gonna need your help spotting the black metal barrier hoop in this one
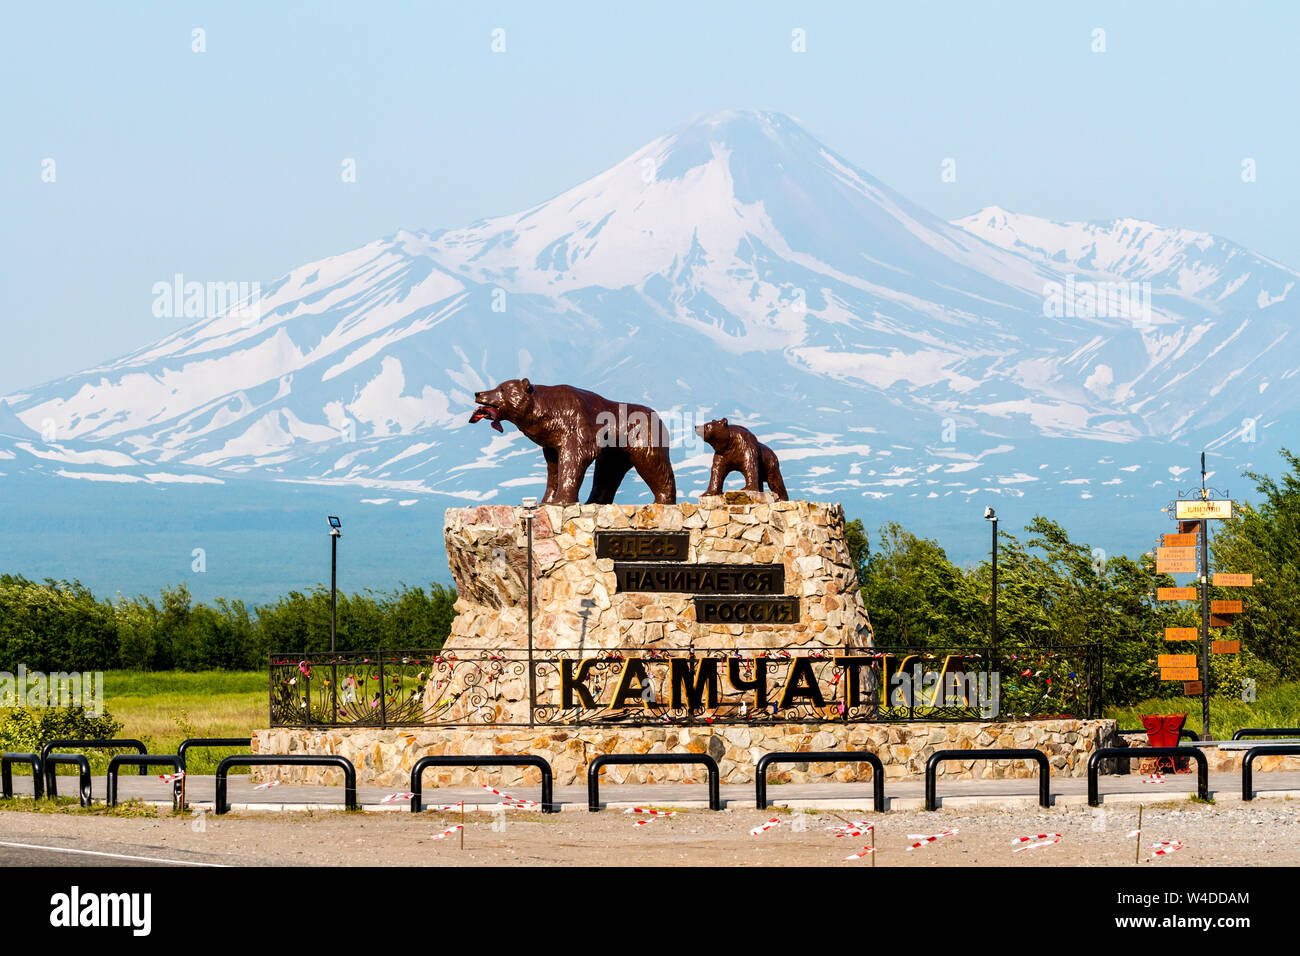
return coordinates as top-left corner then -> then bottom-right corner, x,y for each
215,754 -> 358,814
1087,747 -> 1208,806
106,754 -> 185,809
405,754 -> 548,816
588,753 -> 721,811
1241,745 -> 1300,801
1,752 -> 45,800
44,754 -> 93,806
40,738 -> 149,777
1233,728 -> 1300,741
177,737 -> 252,770
925,749 -> 1051,811
755,751 -> 885,811
410,754 -> 556,813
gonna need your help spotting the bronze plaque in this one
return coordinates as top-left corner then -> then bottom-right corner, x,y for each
595,530 -> 689,561
1183,681 -> 1203,695
615,562 -> 784,594
1212,640 -> 1240,654
693,595 -> 799,625
1210,614 -> 1236,627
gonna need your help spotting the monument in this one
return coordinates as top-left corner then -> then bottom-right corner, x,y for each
256,381 -> 1114,791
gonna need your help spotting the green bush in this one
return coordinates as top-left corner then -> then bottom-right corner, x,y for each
0,706 -> 123,754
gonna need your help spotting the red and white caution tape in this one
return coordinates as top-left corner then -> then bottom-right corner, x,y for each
431,825 -> 463,840
158,771 -> 186,783
1126,829 -> 1142,838
750,817 -> 782,836
1150,840 -> 1184,857
1141,774 -> 1165,784
428,804 -> 464,812
381,792 -> 414,803
628,807 -> 676,827
1013,838 -> 1061,853
906,829 -> 958,850
252,780 -> 281,791
480,784 -> 538,808
827,821 -> 874,837
1011,833 -> 1061,844
841,846 -> 876,861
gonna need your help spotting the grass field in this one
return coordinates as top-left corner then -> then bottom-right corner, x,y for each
0,670 -> 266,779
1105,681 -> 1300,740
101,671 -> 265,773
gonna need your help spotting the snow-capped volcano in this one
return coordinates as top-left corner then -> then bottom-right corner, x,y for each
431,111 -> 1056,314
4,110 -> 1295,509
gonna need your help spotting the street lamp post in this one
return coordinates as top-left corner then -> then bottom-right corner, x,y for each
984,507 -> 998,655
328,516 -> 341,653
521,497 -> 538,728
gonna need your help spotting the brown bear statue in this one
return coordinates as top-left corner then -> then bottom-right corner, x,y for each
470,379 -> 677,505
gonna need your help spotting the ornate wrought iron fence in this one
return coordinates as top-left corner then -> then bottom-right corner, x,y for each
270,644 -> 1101,729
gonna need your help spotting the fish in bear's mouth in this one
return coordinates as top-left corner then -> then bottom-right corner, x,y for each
469,405 -> 504,432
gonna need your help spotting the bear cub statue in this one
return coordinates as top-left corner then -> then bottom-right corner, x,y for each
694,418 -> 788,501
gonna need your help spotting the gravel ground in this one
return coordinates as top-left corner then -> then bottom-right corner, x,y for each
2,798 -> 1297,867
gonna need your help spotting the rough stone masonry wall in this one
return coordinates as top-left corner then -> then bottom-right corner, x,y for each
442,496 -> 873,653
252,718 -> 1117,789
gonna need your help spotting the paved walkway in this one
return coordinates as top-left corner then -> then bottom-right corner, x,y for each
14,769 -> 1300,812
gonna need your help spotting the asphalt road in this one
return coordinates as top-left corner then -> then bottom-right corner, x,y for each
0,838 -> 229,866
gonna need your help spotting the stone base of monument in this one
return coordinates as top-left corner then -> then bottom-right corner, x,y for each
251,718 -> 1117,789
441,497 -> 873,660
255,499 -> 1112,792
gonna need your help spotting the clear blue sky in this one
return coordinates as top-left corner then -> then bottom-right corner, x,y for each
3,1 -> 1296,392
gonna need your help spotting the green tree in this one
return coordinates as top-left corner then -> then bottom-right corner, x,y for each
860,522 -> 983,646
1211,448 -> 1300,680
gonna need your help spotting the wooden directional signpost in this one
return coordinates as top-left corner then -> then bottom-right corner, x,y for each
1154,453 -> 1252,739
